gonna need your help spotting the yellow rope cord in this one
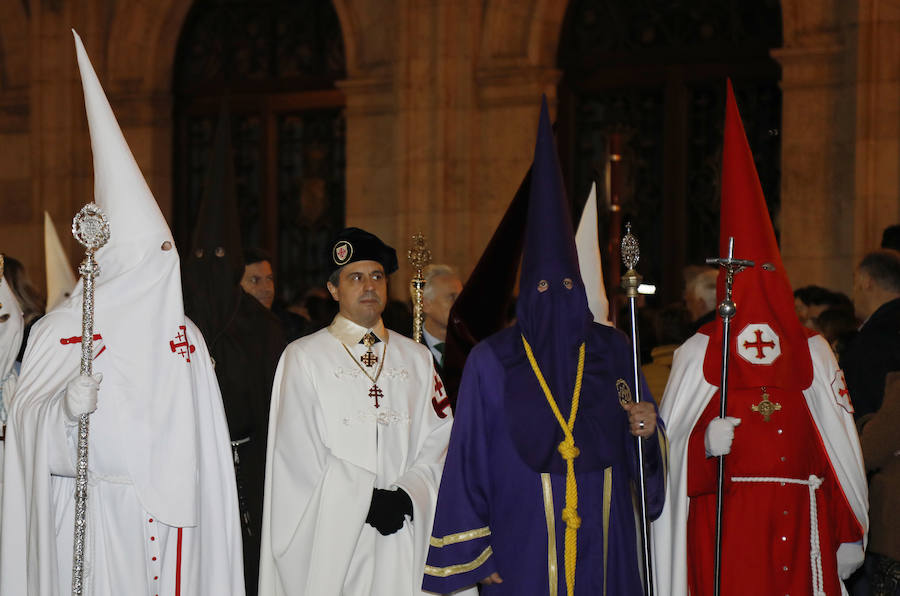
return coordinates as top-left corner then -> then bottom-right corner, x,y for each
522,335 -> 585,596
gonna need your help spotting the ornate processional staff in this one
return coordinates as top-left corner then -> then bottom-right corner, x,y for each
408,232 -> 432,343
705,237 -> 753,596
70,202 -> 110,595
620,223 -> 653,596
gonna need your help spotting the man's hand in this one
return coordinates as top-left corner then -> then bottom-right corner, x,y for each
704,416 -> 741,457
63,373 -> 102,423
622,401 -> 657,437
365,488 -> 413,536
480,572 -> 503,585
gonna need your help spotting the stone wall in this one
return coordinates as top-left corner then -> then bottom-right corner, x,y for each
0,0 -> 897,301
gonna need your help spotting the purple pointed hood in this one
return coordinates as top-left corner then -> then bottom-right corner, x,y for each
516,97 -> 593,394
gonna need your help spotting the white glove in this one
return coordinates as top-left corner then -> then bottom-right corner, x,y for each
63,373 -> 102,423
704,416 -> 741,457
836,542 -> 864,579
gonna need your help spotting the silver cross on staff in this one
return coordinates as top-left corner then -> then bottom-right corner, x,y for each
70,202 -> 110,596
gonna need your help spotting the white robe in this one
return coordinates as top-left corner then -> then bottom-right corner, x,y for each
0,318 -> 245,596
650,333 -> 868,596
259,316 -> 454,595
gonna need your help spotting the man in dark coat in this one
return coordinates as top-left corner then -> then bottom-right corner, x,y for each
842,249 -> 900,418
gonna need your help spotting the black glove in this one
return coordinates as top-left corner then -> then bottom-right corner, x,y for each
365,488 -> 413,536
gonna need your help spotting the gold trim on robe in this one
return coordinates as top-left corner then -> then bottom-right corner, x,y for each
429,526 -> 491,548
541,473 -> 558,596
423,547 -> 494,577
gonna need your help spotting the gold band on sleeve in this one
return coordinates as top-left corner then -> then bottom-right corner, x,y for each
424,546 -> 494,577
429,526 -> 492,548
542,473 -> 559,596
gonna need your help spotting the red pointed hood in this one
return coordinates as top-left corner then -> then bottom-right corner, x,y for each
702,81 -> 813,391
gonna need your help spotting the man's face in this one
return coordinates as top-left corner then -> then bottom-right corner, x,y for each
241,260 -> 275,309
326,260 -> 387,329
423,274 -> 462,337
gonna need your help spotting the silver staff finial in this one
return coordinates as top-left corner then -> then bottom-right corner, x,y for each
621,222 -> 640,271
72,203 -> 110,253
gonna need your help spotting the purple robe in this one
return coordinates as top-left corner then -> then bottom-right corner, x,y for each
422,323 -> 667,595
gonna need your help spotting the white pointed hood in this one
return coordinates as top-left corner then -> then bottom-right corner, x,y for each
575,182 -> 612,325
0,257 -> 24,410
44,211 -> 77,311
32,30 -> 198,525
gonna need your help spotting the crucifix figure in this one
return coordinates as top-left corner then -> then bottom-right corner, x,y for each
369,384 -> 384,408
751,386 -> 782,422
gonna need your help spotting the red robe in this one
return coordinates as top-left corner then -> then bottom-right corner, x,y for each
686,385 -> 862,595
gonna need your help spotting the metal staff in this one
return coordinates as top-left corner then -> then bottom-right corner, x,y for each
705,237 -> 753,596
70,202 -> 110,595
407,232 -> 432,343
620,223 -> 653,596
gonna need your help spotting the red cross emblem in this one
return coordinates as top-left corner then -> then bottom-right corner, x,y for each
736,323 -> 781,365
431,374 -> 451,419
743,329 -> 776,359
831,370 -> 854,414
59,333 -> 106,359
169,325 -> 196,362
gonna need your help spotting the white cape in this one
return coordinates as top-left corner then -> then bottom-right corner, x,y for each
650,333 -> 868,596
259,325 -> 454,595
0,318 -> 245,595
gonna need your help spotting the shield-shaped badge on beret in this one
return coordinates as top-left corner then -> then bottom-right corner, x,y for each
333,240 -> 353,265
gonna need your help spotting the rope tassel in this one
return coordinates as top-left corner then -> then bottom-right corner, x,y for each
522,336 -> 585,596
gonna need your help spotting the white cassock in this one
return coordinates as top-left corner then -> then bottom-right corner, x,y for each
259,314 -> 454,595
650,333 -> 868,596
0,317 -> 244,596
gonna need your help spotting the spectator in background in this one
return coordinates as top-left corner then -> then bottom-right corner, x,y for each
2,256 -> 45,362
421,264 -> 463,373
642,303 -> 692,404
842,249 -> 900,418
242,248 -> 309,342
880,224 -> 900,252
857,371 -> 900,596
813,307 -> 858,361
794,285 -> 854,328
684,266 -> 718,334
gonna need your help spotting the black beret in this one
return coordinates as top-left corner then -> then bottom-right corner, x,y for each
328,227 -> 398,277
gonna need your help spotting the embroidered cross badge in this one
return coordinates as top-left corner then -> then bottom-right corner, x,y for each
431,374 -> 451,419
737,323 -> 782,365
169,325 -> 196,362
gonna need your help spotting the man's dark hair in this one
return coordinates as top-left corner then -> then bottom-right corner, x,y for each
243,247 -> 272,266
814,307 -> 858,358
881,224 -> 900,252
859,249 -> 900,294
794,285 -> 834,307
327,268 -> 341,287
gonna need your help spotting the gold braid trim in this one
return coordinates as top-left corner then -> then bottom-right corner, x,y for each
424,547 -> 494,577
522,335 -> 585,596
541,473 -> 558,596
602,467 -> 612,596
430,526 -> 491,548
